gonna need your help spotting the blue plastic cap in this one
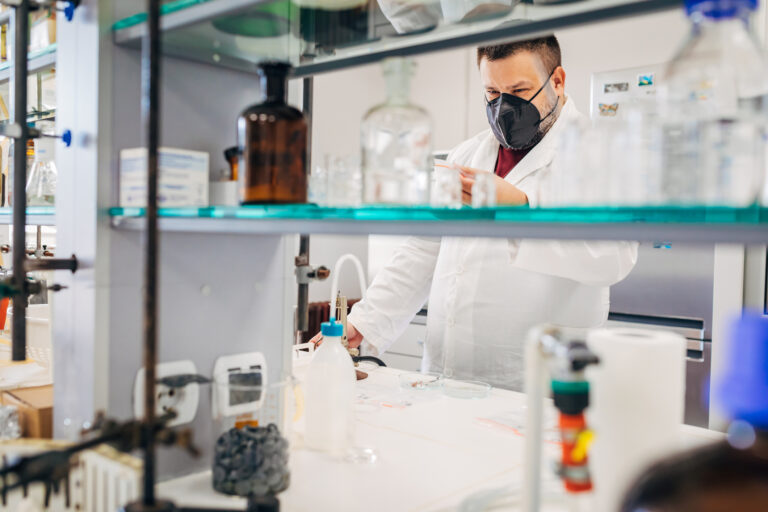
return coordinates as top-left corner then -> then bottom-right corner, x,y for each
685,0 -> 757,17
65,1 -> 76,22
61,130 -> 72,148
716,311 -> 768,430
321,317 -> 344,337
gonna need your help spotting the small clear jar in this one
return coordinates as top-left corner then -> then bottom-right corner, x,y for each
211,370 -> 294,498
430,167 -> 462,208
471,173 -> 497,207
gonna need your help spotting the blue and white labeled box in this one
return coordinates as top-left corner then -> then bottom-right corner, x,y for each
119,147 -> 209,207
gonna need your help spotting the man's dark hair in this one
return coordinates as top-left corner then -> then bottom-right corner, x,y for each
476,36 -> 562,75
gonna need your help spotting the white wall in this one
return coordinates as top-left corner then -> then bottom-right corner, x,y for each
311,47 -> 476,163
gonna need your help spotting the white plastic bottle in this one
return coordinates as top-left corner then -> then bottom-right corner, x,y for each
304,317 -> 356,455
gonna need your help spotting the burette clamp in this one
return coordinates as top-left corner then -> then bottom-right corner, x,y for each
0,124 -> 73,146
295,264 -> 330,285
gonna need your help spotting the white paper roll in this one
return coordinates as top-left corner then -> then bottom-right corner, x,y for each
587,328 -> 686,512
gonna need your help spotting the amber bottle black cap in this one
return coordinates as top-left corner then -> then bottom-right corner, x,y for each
224,146 -> 239,161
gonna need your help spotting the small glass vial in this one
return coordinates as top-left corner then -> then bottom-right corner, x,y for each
430,166 -> 462,208
26,135 -> 56,206
361,57 -> 433,205
238,61 -> 308,204
472,172 -> 497,207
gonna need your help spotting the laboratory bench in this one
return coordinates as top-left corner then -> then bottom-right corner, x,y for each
157,366 -> 721,511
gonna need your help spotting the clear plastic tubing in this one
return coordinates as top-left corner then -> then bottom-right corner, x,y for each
329,253 -> 367,317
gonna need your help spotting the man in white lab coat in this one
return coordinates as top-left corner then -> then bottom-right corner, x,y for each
317,36 -> 638,390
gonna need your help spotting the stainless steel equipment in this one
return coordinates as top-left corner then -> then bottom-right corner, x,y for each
608,242 -> 714,427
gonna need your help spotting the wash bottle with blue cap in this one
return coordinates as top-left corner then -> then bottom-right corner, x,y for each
304,317 -> 357,455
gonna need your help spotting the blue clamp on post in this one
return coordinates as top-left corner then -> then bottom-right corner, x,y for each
61,129 -> 72,147
63,1 -> 79,22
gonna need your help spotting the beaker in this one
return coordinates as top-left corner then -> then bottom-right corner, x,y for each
471,172 -> 497,208
211,371 -> 297,497
431,166 -> 462,208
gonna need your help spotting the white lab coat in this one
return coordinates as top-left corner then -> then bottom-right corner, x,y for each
348,98 -> 638,390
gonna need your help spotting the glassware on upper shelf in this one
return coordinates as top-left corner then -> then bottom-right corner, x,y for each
237,61 -> 308,204
26,123 -> 56,206
361,57 -> 433,206
471,171 -> 497,208
549,115 -> 664,207
659,0 -> 768,206
430,165 -> 462,208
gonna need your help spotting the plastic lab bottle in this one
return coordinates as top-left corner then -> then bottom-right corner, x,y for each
660,0 -> 768,206
237,61 -> 307,204
361,57 -> 433,205
304,317 -> 356,455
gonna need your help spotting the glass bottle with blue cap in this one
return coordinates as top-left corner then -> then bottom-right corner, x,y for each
660,0 -> 768,206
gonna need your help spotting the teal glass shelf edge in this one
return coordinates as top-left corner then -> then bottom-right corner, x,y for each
112,0 -> 212,30
0,44 -> 57,74
108,204 -> 768,225
0,207 -> 55,216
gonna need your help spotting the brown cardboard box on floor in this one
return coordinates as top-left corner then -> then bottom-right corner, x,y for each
1,385 -> 53,438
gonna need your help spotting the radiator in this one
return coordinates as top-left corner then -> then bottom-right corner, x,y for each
1,440 -> 141,511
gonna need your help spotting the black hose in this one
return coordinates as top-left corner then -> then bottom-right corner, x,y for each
352,355 -> 386,367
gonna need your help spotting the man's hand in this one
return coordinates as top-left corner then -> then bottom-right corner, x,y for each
308,323 -> 364,349
458,166 -> 529,206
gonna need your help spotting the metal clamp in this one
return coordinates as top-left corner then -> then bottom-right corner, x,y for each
295,264 -> 330,285
0,124 -> 73,145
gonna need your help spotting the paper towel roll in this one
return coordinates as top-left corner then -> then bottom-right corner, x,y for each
587,328 -> 686,512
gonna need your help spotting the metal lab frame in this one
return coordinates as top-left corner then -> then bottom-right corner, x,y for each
112,0 -> 683,78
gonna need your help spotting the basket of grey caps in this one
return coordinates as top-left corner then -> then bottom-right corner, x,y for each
212,423 -> 290,497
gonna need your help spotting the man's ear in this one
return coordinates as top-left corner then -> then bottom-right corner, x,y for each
552,66 -> 566,97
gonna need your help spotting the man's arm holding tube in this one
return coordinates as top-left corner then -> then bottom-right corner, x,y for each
316,237 -> 440,355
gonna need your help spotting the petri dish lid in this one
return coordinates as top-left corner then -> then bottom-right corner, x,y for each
399,371 -> 443,391
442,379 -> 491,399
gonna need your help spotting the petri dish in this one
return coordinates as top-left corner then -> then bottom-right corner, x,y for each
399,371 -> 443,391
442,379 -> 492,399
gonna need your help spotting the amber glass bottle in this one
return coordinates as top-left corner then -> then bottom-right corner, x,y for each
237,61 -> 307,204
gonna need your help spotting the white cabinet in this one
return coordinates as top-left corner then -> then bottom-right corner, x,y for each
380,319 -> 425,371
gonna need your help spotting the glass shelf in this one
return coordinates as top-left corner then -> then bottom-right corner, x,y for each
0,206 -> 56,225
109,204 -> 768,243
113,0 -> 681,77
0,44 -> 57,83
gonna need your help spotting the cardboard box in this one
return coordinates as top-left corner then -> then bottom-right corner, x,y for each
1,385 -> 53,439
120,147 -> 209,207
29,9 -> 56,53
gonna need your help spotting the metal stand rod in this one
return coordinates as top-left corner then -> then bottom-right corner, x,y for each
11,0 -> 29,362
295,77 -> 314,337
141,0 -> 161,505
296,234 -> 310,333
26,256 -> 78,272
